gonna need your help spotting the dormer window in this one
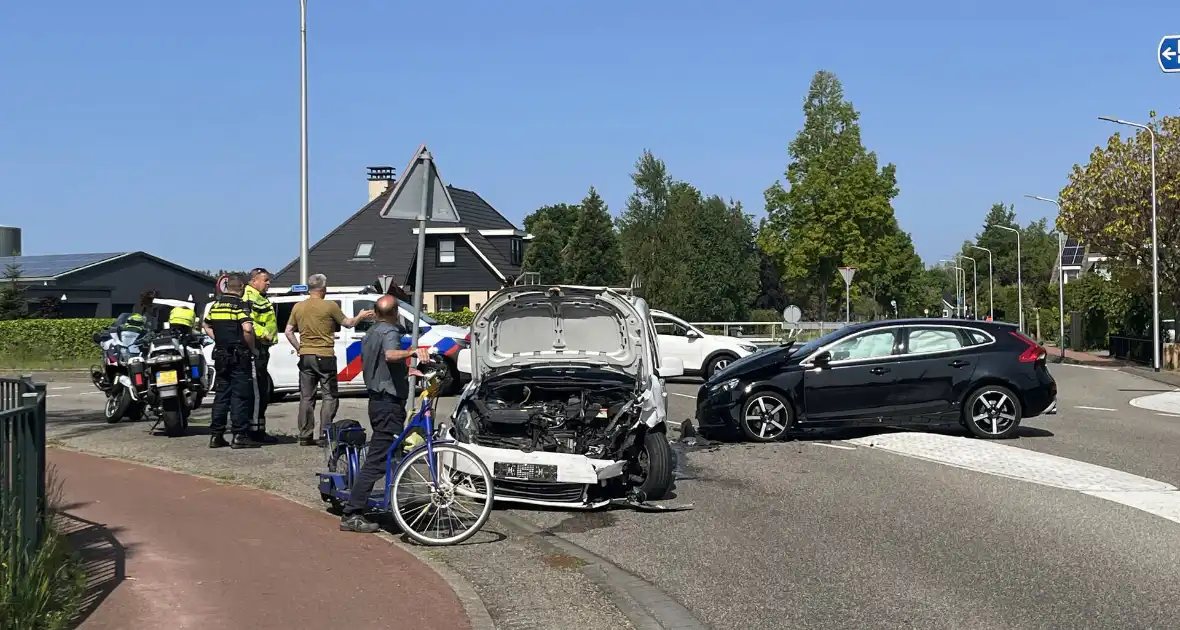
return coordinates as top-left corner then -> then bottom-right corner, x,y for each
510,238 -> 523,265
438,239 -> 456,266
353,242 -> 374,260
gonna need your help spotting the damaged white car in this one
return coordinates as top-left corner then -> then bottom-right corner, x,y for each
449,285 -> 686,509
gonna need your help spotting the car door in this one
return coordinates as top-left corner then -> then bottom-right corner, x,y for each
888,326 -> 982,423
802,328 -> 902,422
652,313 -> 704,372
335,297 -> 367,389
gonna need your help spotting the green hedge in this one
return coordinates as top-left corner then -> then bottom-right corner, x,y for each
0,312 -> 477,369
0,319 -> 116,368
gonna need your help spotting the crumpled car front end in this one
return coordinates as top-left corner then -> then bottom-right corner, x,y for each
448,285 -> 674,509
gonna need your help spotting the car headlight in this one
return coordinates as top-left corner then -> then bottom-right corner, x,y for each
739,343 -> 757,353
709,377 -> 741,393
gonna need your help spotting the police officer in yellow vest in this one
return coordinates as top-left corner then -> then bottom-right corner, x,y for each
202,274 -> 260,449
244,268 -> 279,443
168,305 -> 197,337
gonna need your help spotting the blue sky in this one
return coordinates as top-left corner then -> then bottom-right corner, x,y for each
1,1 -> 1176,276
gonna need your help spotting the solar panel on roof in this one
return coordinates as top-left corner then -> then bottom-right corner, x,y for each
1060,246 -> 1086,267
0,252 -> 125,278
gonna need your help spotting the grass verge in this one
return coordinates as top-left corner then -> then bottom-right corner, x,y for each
0,472 -> 87,630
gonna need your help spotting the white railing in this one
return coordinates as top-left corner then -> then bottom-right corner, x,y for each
689,321 -> 851,344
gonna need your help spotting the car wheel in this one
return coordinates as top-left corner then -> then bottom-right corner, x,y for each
704,353 -> 737,379
739,391 -> 792,442
632,431 -> 674,500
963,384 -> 1022,439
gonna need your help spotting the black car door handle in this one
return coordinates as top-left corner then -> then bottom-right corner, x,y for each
870,367 -> 890,375
950,360 -> 971,368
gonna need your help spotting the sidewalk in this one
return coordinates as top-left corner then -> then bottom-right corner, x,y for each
51,448 -> 470,630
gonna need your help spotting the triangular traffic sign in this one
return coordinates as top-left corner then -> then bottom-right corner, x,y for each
838,266 -> 857,286
378,144 -> 461,223
376,275 -> 394,294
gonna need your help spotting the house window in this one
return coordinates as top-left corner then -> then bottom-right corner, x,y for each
438,239 -> 456,266
510,238 -> 523,265
435,294 -> 470,312
353,242 -> 374,260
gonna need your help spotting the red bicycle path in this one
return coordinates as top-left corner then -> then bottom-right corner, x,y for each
50,448 -> 470,630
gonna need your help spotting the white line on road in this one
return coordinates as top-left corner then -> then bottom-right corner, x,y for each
808,442 -> 856,450
1056,363 -> 1118,371
1076,405 -> 1118,412
845,431 -> 1180,526
50,386 -> 73,391
1157,413 -> 1180,418
670,393 -> 695,398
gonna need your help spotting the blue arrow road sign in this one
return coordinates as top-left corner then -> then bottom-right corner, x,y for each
1159,35 -> 1180,72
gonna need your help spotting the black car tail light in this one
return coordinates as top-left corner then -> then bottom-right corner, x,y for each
1010,331 -> 1046,363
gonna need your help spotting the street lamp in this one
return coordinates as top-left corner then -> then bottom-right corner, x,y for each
1098,116 -> 1160,372
1025,194 -> 1067,360
958,254 -> 978,320
939,260 -> 964,317
969,245 -> 993,320
298,0 -> 310,286
992,224 -> 1023,331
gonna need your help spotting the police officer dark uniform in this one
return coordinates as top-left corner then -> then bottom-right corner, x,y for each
202,274 -> 261,450
243,267 -> 278,443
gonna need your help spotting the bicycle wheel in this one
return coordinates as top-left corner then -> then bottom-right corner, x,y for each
390,443 -> 494,546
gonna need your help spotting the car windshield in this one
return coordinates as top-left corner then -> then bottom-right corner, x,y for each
399,299 -> 438,325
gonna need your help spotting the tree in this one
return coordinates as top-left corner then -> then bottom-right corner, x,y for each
1059,112 -> 1180,313
616,151 -> 671,285
521,217 -> 567,284
523,203 -> 579,244
0,264 -> 26,320
564,187 -> 624,286
758,70 -> 901,322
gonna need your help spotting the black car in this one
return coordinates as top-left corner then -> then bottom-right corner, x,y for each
695,319 -> 1057,442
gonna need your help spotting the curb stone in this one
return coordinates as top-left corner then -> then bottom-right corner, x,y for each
498,512 -> 709,630
47,444 -> 495,630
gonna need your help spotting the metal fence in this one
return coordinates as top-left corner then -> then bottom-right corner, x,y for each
1,376 -> 48,565
1108,336 -> 1158,366
689,321 -> 850,344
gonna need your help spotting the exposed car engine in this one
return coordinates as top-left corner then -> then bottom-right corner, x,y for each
454,380 -> 640,459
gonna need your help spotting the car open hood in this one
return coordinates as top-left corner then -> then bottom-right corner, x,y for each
469,285 -> 645,379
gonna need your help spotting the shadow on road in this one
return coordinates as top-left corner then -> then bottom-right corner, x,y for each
54,510 -> 137,629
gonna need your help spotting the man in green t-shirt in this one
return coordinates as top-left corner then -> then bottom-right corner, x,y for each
284,273 -> 374,446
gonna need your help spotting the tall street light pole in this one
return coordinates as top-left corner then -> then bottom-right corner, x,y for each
993,224 -> 1023,331
298,0 -> 310,285
970,245 -> 993,320
1098,116 -> 1160,372
939,260 -> 964,317
959,254 -> 978,320
1025,195 -> 1067,361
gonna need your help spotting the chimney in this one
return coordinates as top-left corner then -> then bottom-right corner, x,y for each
367,166 -> 396,202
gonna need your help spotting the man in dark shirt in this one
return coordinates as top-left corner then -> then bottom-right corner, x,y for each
340,295 -> 428,533
201,274 -> 260,450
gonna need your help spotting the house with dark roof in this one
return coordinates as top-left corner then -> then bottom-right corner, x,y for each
0,252 -> 215,318
272,163 -> 531,312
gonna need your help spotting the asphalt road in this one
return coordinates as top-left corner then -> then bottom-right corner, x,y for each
38,363 -> 1180,629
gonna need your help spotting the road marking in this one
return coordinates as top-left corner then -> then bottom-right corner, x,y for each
844,431 -> 1180,525
670,393 -> 695,399
50,386 -> 73,391
1076,405 -> 1118,412
1157,412 -> 1180,418
1056,363 -> 1118,371
808,442 -> 856,450
1130,391 -> 1180,415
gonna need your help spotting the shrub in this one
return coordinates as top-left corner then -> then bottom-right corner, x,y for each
0,475 -> 87,630
429,309 -> 475,327
0,319 -> 115,368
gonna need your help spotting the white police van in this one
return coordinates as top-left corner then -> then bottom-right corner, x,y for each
200,285 -> 470,399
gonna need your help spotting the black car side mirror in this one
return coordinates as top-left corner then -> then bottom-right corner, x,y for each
812,350 -> 832,366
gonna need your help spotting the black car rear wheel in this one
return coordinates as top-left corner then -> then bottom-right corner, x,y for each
963,384 -> 1022,439
739,392 -> 792,442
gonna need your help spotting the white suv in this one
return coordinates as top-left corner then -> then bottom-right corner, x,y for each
650,310 -> 758,379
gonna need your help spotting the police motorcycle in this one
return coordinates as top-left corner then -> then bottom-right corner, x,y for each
155,299 -> 209,412
90,313 -> 149,423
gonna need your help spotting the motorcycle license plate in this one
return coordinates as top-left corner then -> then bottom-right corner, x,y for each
494,462 -> 558,482
156,370 -> 178,386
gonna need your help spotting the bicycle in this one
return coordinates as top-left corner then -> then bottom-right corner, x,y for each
317,352 -> 494,546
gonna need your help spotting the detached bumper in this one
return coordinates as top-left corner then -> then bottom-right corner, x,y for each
456,442 -> 623,484
447,439 -> 623,508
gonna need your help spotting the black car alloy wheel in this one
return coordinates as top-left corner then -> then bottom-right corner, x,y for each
963,384 -> 1022,439
740,391 -> 792,442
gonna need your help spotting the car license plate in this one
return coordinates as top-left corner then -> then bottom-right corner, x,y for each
156,370 -> 178,386
494,462 -> 558,482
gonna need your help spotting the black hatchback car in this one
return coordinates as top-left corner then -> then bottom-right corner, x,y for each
695,319 -> 1057,442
